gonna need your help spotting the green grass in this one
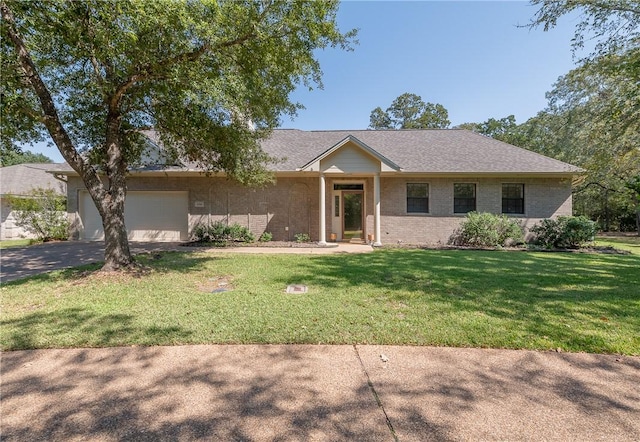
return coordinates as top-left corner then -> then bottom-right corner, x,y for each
595,234 -> 640,255
0,239 -> 39,249
2,248 -> 639,355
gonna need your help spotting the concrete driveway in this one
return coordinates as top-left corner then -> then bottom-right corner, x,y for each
0,241 -> 185,283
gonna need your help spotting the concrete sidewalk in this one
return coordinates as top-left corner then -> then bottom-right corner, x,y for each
2,345 -> 638,441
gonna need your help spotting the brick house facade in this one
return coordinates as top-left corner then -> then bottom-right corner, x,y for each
59,129 -> 581,245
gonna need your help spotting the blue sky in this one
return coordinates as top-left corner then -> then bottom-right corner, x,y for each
37,1 -> 581,163
286,0 -> 580,130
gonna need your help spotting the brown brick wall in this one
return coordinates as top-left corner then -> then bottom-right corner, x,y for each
68,174 -> 572,244
378,176 -> 572,244
67,175 -> 320,241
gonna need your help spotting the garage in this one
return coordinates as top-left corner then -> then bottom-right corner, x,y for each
79,191 -> 189,241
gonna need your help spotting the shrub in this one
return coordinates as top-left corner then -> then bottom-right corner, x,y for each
294,233 -> 310,243
449,212 -> 524,247
191,222 -> 255,244
259,232 -> 273,242
7,188 -> 69,241
530,216 -> 596,248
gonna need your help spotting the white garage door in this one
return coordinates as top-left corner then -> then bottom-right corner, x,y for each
80,191 -> 189,241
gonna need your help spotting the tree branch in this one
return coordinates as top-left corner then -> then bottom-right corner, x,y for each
110,29 -> 258,113
1,1 -> 103,195
574,181 -> 620,194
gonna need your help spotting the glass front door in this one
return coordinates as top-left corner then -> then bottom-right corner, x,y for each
342,191 -> 363,240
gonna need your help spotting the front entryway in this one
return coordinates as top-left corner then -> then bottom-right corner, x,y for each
342,191 -> 363,240
331,183 -> 365,242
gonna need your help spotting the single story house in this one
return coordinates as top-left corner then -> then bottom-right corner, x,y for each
55,129 -> 582,245
1,163 -> 68,240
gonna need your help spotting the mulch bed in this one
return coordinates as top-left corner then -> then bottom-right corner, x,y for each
182,241 -> 338,249
181,241 -> 630,255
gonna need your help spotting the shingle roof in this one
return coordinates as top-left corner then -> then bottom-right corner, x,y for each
52,129 -> 582,176
0,163 -> 68,196
262,129 -> 581,174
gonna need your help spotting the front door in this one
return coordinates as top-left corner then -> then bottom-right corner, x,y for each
342,191 -> 364,240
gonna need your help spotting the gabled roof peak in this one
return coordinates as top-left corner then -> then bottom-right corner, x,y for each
299,134 -> 401,172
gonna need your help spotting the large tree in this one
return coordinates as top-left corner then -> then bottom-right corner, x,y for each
527,60 -> 639,231
528,0 -> 639,132
369,93 -> 450,129
1,0 -> 354,269
527,0 -> 640,232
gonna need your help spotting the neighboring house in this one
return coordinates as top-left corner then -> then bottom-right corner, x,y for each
0,163 -> 68,240
57,129 -> 582,245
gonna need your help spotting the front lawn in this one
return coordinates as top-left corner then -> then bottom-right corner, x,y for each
0,239 -> 38,249
595,234 -> 640,255
1,249 -> 638,354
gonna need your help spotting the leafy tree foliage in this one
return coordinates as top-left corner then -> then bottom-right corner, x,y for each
7,188 -> 68,241
529,0 -> 640,62
526,1 -> 640,233
625,175 -> 640,232
1,0 -> 355,269
0,149 -> 52,166
455,115 -> 519,143
369,93 -> 450,129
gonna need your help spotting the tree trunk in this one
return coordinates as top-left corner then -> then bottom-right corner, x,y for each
2,2 -> 134,270
98,112 -> 134,271
99,192 -> 133,271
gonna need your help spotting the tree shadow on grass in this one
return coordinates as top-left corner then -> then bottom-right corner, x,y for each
1,251 -> 222,288
0,308 -> 192,350
274,249 -> 640,353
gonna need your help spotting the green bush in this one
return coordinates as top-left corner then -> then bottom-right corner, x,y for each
259,232 -> 273,242
294,233 -> 311,243
191,222 -> 255,244
530,215 -> 596,248
7,188 -> 68,241
449,212 -> 524,247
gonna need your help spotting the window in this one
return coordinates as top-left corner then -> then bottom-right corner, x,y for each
454,183 -> 476,213
502,183 -> 524,214
334,195 -> 340,217
407,183 -> 429,213
334,183 -> 363,190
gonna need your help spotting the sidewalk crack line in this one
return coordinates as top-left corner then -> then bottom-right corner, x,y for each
353,344 -> 399,442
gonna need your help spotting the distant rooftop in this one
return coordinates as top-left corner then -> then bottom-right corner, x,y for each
0,163 -> 68,196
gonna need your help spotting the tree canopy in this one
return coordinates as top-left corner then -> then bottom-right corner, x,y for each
1,0 -> 355,269
455,115 -> 519,143
0,149 -> 52,167
527,0 -> 640,232
369,93 -> 450,129
528,0 -> 640,61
